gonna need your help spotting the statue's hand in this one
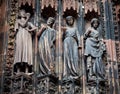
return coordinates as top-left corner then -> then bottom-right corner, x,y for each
25,28 -> 29,31
26,13 -> 30,19
26,28 -> 34,34
41,24 -> 47,31
61,26 -> 67,31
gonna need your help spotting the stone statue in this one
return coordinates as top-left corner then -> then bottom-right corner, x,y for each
14,9 -> 37,73
62,16 -> 81,79
37,17 -> 56,76
84,18 -> 106,80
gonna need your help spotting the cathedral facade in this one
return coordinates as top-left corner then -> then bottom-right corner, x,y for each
0,0 -> 120,94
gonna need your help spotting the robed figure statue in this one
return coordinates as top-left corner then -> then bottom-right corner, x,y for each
62,16 -> 81,79
37,17 -> 56,76
14,9 -> 36,73
84,18 -> 106,80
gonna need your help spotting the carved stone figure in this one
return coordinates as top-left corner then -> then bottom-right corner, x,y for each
14,9 -> 36,72
37,17 -> 56,76
63,16 -> 81,79
84,18 -> 106,80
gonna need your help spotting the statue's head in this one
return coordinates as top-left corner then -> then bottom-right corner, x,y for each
91,18 -> 100,29
47,17 -> 55,26
19,9 -> 26,17
18,9 -> 31,19
66,16 -> 74,26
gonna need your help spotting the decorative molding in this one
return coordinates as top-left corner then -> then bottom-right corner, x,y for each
112,3 -> 120,62
3,0 -> 18,93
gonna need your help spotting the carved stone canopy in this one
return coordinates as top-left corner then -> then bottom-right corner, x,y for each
83,0 -> 100,16
63,0 -> 79,13
41,6 -> 56,19
63,8 -> 78,18
41,0 -> 58,11
18,0 -> 35,8
62,0 -> 79,18
19,2 -> 34,17
84,10 -> 99,21
41,0 -> 80,18
41,0 -> 57,19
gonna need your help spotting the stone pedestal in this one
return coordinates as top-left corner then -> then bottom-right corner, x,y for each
61,77 -> 81,94
11,72 -> 33,94
36,75 -> 58,94
86,79 -> 108,94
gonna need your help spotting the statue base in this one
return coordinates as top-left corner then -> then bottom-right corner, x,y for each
11,72 -> 33,94
86,78 -> 108,94
61,76 -> 81,94
36,74 -> 58,94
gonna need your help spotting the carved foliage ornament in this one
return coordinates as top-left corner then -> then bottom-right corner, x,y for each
4,0 -> 17,92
